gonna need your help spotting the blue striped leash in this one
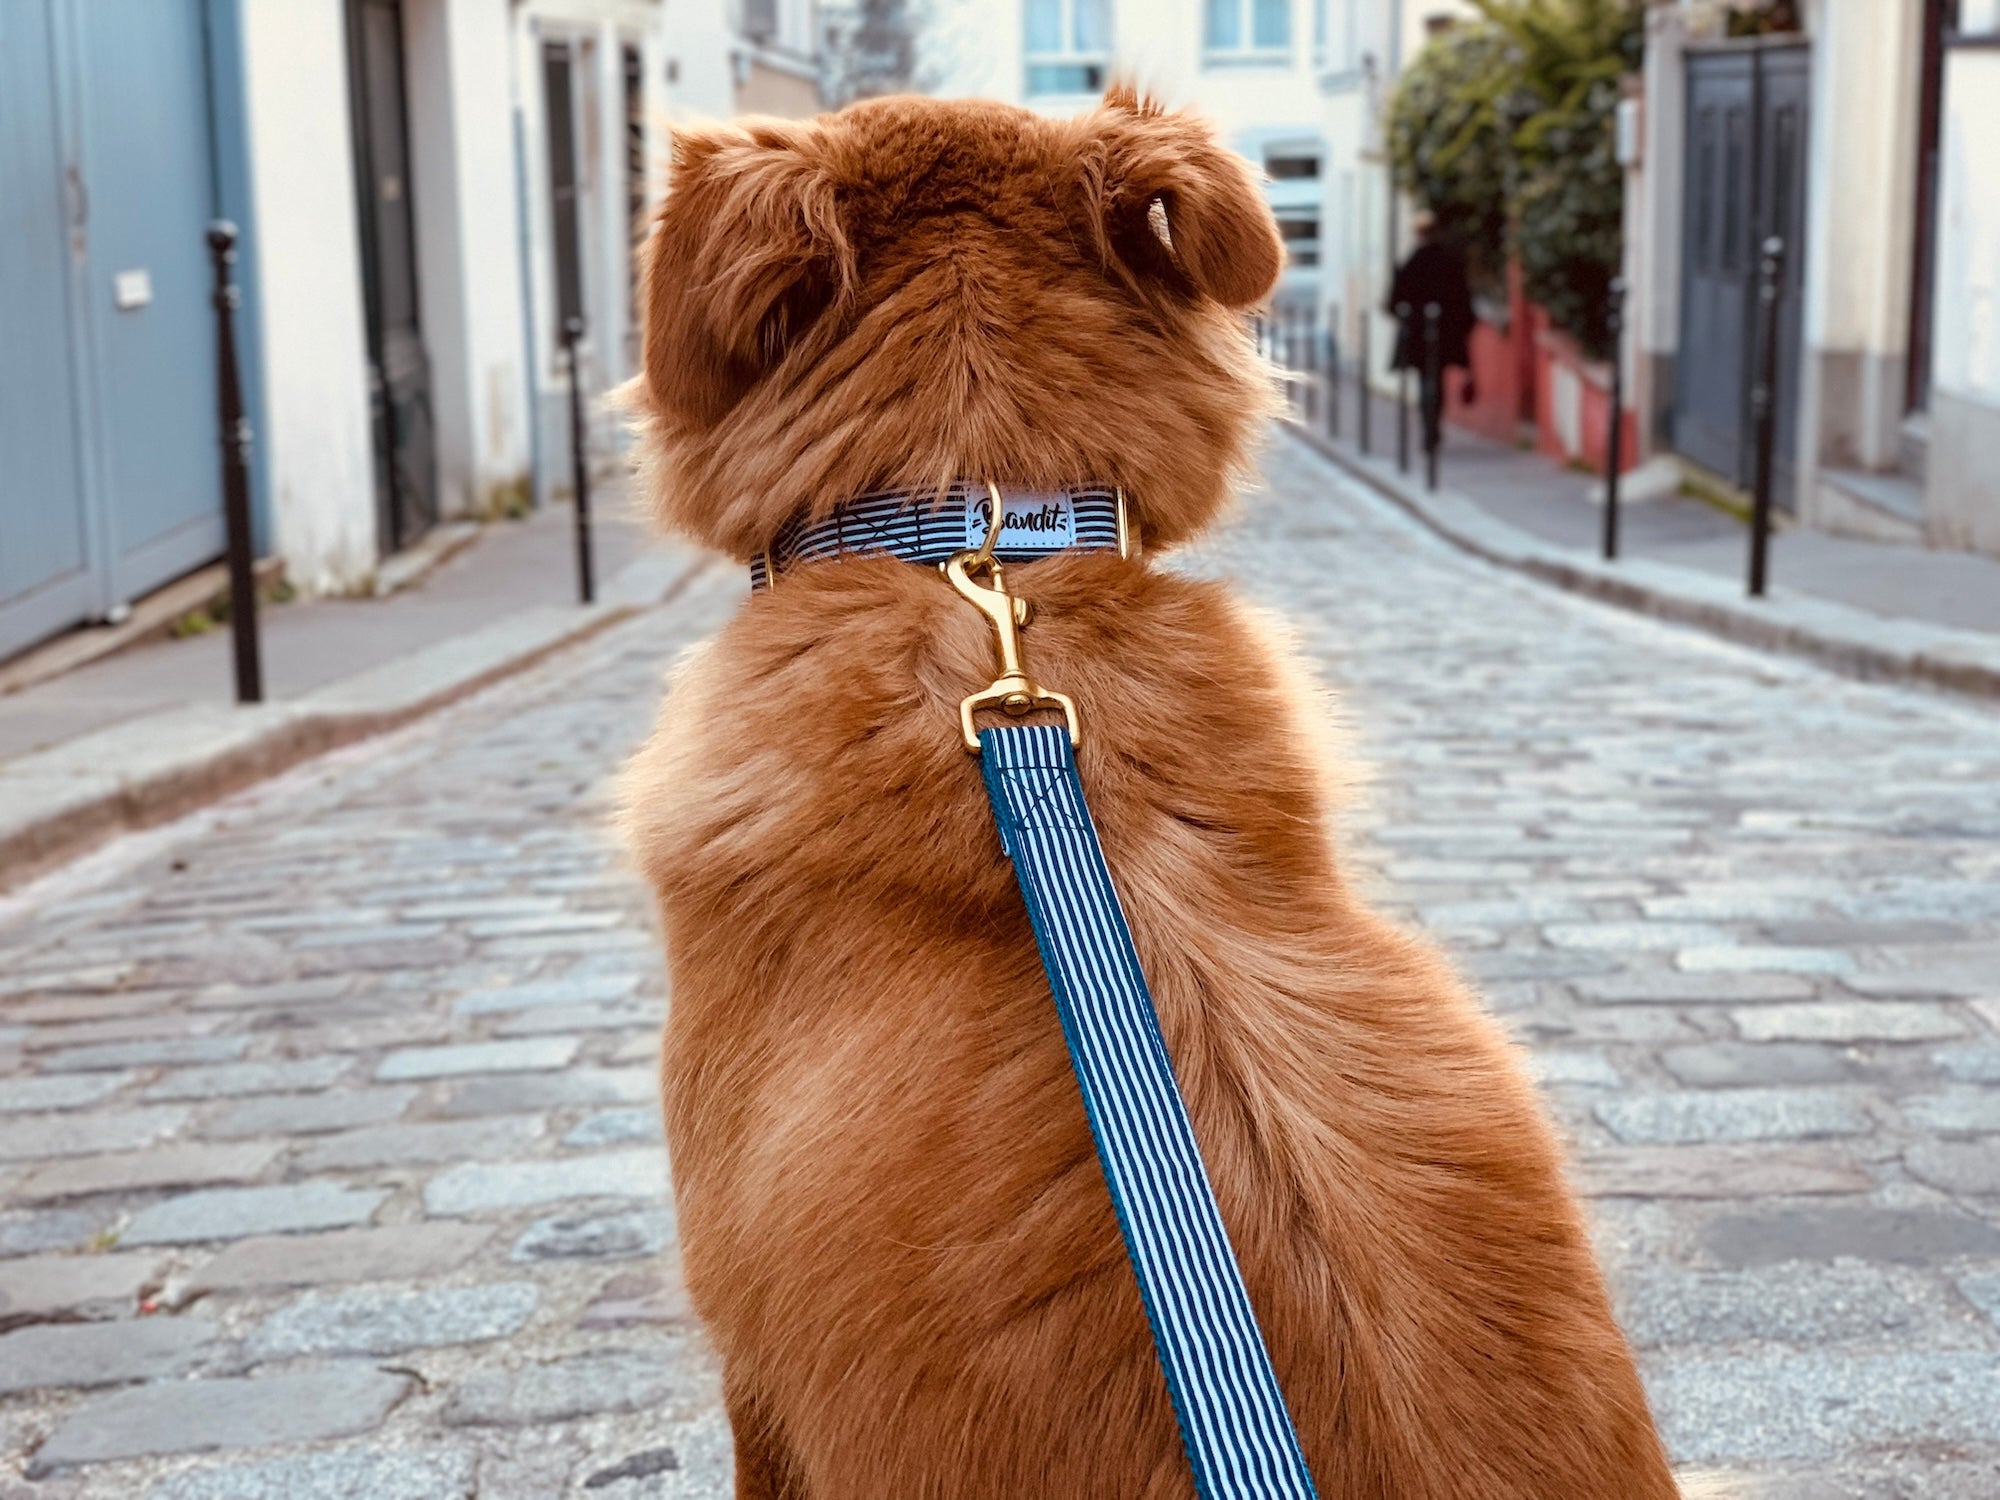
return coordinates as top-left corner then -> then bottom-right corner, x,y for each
752,482 -> 1318,1496
941,494 -> 1319,1500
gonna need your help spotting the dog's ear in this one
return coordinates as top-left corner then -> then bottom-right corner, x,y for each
1083,85 -> 1283,311
640,121 -> 852,430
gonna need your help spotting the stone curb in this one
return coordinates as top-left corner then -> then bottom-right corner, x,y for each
0,547 -> 714,891
1284,421 -> 2000,705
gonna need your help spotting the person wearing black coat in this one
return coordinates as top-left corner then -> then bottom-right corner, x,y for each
1387,213 -> 1477,457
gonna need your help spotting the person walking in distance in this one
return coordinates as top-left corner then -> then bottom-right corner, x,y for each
1388,212 -> 1477,458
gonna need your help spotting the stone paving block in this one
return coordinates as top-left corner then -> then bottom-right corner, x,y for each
1844,944 -> 2000,999
0,1250 -> 164,1324
1595,1089 -> 1874,1145
1905,1139 -> 2000,1196
187,977 -> 351,1011
14,1141 -> 279,1202
564,1108 -> 664,1148
577,1267 -> 696,1330
1460,950 -> 1625,982
375,1036 -> 580,1081
452,973 -> 643,1016
181,1222 -> 492,1301
1676,948 -> 1857,976
1544,922 -> 1732,951
143,1057 -> 355,1101
1574,1145 -> 1872,1199
247,1280 -> 538,1360
146,1447 -> 476,1500
28,1365 -> 412,1474
1525,1050 -> 1623,1089
495,1002 -> 664,1037
1614,1262 -> 1995,1350
1646,1350 -> 2000,1464
1933,1042 -> 2000,1083
433,1067 -> 655,1117
1702,1205 -> 2000,1268
0,1105 -> 191,1161
198,1086 -> 419,1139
425,1148 -> 668,1215
511,1208 -> 674,1263
0,1072 -> 140,1113
122,1182 -> 390,1246
292,1114 -> 544,1172
444,1340 -> 711,1426
581,1447 -> 684,1488
0,1316 -> 218,1393
1901,1088 -> 2000,1134
39,1037 -> 250,1074
1732,1001 -> 1966,1044
1660,1043 -> 1854,1088
0,1205 -> 117,1258
1573,972 -> 1818,1006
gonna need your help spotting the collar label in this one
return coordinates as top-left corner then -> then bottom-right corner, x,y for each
964,487 -> 1078,552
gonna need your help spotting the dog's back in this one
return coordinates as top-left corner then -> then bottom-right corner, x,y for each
623,91 -> 1681,1499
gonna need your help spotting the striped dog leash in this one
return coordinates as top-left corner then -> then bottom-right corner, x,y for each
754,483 -> 1319,1500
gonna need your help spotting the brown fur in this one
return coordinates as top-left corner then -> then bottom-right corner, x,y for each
623,89 -> 1682,1498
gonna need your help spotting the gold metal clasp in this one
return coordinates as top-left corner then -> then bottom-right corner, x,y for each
944,483 -> 1080,754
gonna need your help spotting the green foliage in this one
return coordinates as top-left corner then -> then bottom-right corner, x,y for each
1385,23 -> 1518,292
1389,0 -> 1642,358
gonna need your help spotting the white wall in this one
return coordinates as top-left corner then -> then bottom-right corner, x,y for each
1932,50 -> 2000,414
405,0 -> 534,519
241,0 -> 377,593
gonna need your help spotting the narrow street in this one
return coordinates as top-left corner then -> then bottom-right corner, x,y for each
3,432 -> 1998,1497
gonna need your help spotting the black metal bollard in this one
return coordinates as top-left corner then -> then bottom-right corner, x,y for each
1394,302 -> 1411,474
1325,311 -> 1341,440
1357,307 -> 1372,457
1603,277 -> 1627,561
562,315 -> 595,605
1302,306 -> 1319,426
1747,238 -> 1784,598
206,221 -> 262,705
1422,302 -> 1442,492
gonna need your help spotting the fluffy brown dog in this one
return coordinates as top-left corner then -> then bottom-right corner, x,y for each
622,88 -> 1682,1499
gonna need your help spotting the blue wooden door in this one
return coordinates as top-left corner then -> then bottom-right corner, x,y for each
0,0 -> 100,655
74,0 -> 224,604
0,0 -> 222,660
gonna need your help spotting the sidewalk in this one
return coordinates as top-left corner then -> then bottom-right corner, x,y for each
1283,375 -> 2000,699
0,489 -> 715,886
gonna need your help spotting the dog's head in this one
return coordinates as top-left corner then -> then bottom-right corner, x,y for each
632,87 -> 1284,559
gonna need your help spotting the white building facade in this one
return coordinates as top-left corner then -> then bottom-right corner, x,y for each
924,0 -> 1329,309
1,0 -> 821,663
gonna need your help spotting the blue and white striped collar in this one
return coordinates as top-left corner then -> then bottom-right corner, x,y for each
751,481 -> 1129,589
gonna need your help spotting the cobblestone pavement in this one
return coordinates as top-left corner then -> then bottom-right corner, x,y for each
3,432 -> 1998,1497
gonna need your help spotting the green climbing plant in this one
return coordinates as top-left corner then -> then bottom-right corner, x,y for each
1388,0 -> 1643,359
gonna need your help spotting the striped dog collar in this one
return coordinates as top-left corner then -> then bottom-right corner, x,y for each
751,482 -> 1128,589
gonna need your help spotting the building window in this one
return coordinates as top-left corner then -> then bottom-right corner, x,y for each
1278,214 -> 1319,268
1206,0 -> 1291,61
1266,148 -> 1320,181
1319,0 -> 1358,75
1954,0 -> 2000,36
1025,0 -> 1111,96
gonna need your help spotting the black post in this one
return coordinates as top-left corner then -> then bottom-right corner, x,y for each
1422,302 -> 1442,492
1302,305 -> 1319,426
1394,303 -> 1412,473
1602,277 -> 1628,561
1748,238 -> 1784,598
562,315 -> 595,605
1357,308 -> 1372,456
206,221 -> 262,705
1325,309 -> 1341,440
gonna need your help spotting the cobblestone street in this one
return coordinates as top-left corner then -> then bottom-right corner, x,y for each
3,432 -> 1998,1496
